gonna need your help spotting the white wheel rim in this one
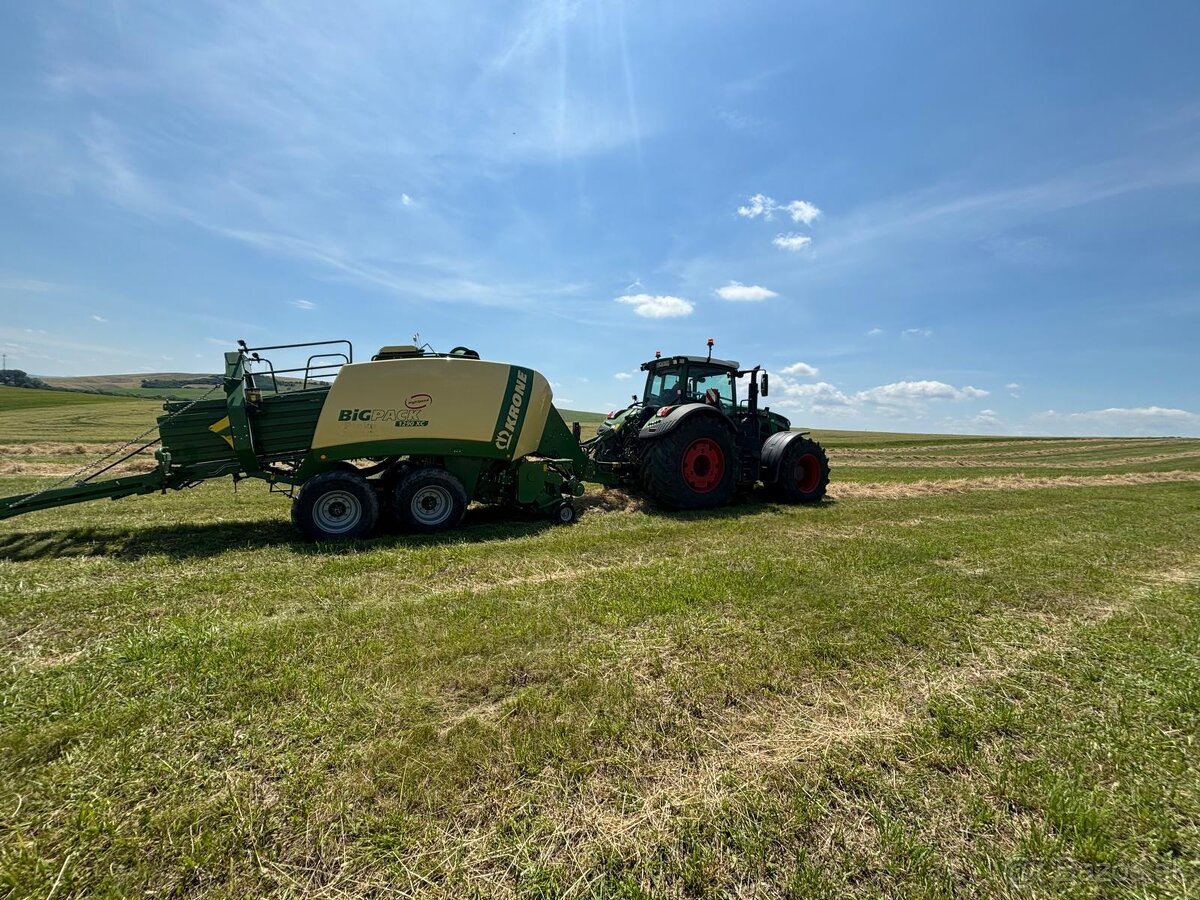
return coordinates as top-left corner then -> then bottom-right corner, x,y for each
411,485 -> 453,526
313,490 -> 363,534
558,505 -> 574,523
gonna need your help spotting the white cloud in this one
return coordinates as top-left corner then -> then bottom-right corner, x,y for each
902,327 -> 933,338
614,372 -> 633,380
772,233 -> 812,252
737,194 -> 821,224
780,361 -> 819,377
715,281 -> 778,301
775,380 -> 859,417
615,293 -> 694,318
867,327 -> 884,336
400,193 -> 414,206
90,314 -> 107,323
784,200 -> 821,225
855,380 -> 989,405
291,299 -> 317,310
1037,406 -> 1200,436
974,408 -> 999,423
1006,382 -> 1021,390
736,193 -> 773,218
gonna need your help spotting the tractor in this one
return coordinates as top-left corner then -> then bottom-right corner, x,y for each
581,340 -> 830,509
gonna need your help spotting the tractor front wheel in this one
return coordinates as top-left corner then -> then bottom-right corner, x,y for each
768,437 -> 830,504
642,417 -> 737,510
292,470 -> 381,541
393,468 -> 468,534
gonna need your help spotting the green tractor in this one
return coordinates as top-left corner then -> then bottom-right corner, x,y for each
582,341 -> 830,509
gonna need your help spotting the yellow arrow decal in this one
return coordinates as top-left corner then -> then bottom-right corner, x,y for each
209,416 -> 235,448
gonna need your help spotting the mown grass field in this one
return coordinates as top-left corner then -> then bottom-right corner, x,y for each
1,387 -> 1198,897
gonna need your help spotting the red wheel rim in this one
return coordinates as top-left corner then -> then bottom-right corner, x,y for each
795,453 -> 822,493
680,438 -> 725,493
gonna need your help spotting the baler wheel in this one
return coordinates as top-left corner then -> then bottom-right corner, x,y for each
642,417 -> 737,510
291,470 -> 381,541
768,437 -> 830,504
394,468 -> 467,534
551,501 -> 578,525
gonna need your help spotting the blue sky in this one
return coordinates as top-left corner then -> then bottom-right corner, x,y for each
1,1 -> 1198,435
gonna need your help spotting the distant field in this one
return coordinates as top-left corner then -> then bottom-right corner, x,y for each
1,393 -> 1198,896
0,385 -> 162,445
42,372 -> 318,401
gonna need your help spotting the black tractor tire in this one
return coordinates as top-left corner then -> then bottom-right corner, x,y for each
291,470 -> 381,541
767,436 -> 830,504
393,467 -> 468,534
641,416 -> 738,510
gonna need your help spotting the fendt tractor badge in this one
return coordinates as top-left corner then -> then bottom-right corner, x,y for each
338,393 -> 433,428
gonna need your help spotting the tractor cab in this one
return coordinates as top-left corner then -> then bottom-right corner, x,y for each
638,340 -> 771,422
640,355 -> 741,412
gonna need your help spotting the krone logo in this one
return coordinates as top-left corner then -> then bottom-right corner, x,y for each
493,370 -> 529,450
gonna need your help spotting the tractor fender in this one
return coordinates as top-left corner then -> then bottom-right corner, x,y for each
760,430 -> 811,481
636,403 -> 735,440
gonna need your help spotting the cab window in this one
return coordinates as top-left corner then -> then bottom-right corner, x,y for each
645,369 -> 684,405
687,366 -> 735,409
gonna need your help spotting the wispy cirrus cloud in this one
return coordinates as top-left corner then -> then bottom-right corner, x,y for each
2,3 -> 652,315
0,276 -> 65,293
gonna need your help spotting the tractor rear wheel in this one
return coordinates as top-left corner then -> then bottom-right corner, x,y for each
768,437 -> 830,504
292,470 -> 381,541
642,417 -> 737,510
393,468 -> 467,534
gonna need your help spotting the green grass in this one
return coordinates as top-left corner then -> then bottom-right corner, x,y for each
0,385 -> 139,412
1,414 -> 1198,896
0,387 -> 161,445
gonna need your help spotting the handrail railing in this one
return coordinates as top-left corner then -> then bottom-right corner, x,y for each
237,339 -> 354,394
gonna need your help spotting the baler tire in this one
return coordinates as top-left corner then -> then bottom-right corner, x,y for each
292,470 -> 380,541
551,501 -> 578,525
768,437 -> 830,504
641,417 -> 737,510
394,468 -> 467,534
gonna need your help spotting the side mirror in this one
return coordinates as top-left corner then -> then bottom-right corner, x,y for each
760,373 -> 769,397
